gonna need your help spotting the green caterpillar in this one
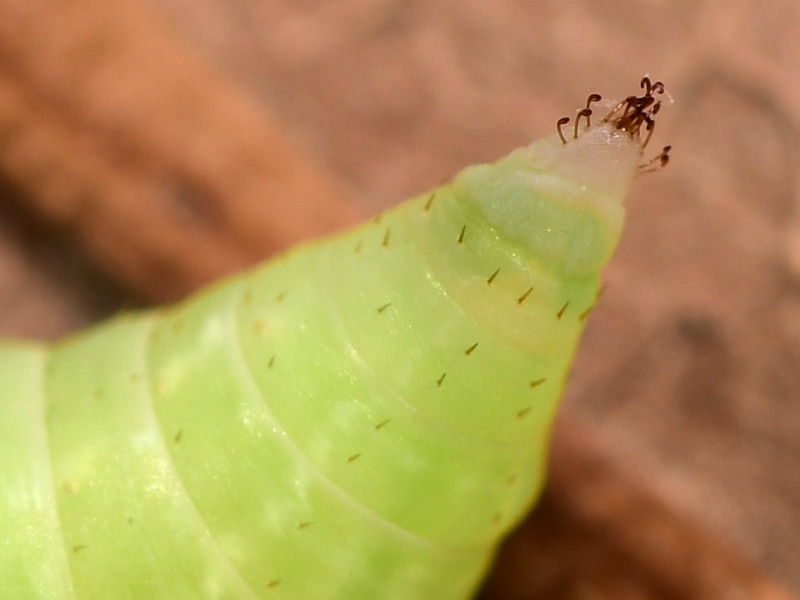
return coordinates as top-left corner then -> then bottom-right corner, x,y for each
0,79 -> 668,600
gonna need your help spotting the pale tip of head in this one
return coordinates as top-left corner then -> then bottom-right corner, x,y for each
543,123 -> 643,201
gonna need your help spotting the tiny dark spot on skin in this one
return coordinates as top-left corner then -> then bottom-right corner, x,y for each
347,453 -> 362,463
253,319 -> 268,337
492,512 -> 503,524
556,302 -> 570,319
242,290 -> 253,306
464,342 -> 478,356
72,545 -> 86,553
436,373 -> 447,387
266,580 -> 282,589
529,378 -> 547,389
423,193 -> 436,211
486,268 -> 500,285
174,429 -> 183,444
268,355 -> 276,369
517,407 -> 532,418
353,239 -> 363,254
506,474 -> 518,486
457,225 -> 466,244
376,302 -> 391,314
92,387 -> 103,400
275,291 -> 287,303
517,287 -> 534,304
581,285 -> 607,321
375,419 -> 390,430
373,211 -> 384,224
128,373 -> 141,384
298,521 -> 313,529
382,228 -> 391,248
127,517 -> 134,525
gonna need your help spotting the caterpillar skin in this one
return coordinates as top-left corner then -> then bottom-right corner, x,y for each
0,82 -> 666,599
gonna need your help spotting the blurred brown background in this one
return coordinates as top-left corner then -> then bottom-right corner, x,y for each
1,1 -> 798,598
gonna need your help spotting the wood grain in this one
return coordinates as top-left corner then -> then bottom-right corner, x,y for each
481,421 -> 796,600
0,0 -> 796,598
0,0 -> 358,303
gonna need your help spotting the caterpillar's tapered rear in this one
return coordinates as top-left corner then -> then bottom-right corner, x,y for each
0,79 -> 667,600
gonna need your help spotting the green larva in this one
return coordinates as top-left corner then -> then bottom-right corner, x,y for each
0,79 -> 668,599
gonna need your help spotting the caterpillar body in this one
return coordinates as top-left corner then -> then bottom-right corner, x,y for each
0,80 -> 667,600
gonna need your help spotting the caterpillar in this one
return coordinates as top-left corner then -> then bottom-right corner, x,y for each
0,78 -> 668,600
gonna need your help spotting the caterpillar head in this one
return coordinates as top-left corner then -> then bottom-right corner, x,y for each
454,77 -> 670,276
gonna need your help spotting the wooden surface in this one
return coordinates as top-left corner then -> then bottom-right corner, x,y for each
1,1 -> 799,598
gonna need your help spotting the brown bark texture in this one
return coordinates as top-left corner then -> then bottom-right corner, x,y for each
1,1 -> 798,598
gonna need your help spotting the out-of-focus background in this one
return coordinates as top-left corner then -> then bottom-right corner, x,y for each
1,1 -> 799,598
